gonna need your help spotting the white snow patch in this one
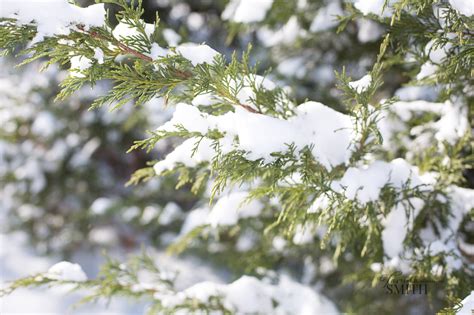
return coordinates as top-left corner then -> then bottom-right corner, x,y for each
155,274 -> 338,314
45,261 -> 87,282
150,43 -> 168,60
356,19 -> 384,42
90,197 -> 112,215
331,158 -> 434,205
31,111 -> 58,137
93,47 -> 104,64
175,43 -> 219,66
163,29 -> 182,46
69,56 -> 92,78
349,74 -> 372,93
1,1 -> 105,42
449,0 -> 474,16
416,62 -> 438,80
179,207 -> 210,235
192,92 -> 219,106
354,0 -> 394,17
457,291 -> 474,314
153,138 -> 215,174
112,21 -> 154,40
258,16 -> 302,46
222,0 -> 274,23
207,192 -> 263,227
157,102 -> 355,170
310,2 -> 343,32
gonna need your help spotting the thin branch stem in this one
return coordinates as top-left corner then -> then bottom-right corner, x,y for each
76,25 -> 259,113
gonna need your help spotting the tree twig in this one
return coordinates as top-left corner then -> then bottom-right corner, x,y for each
77,25 -> 260,114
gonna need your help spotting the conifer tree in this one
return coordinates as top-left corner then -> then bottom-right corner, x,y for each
0,0 -> 472,314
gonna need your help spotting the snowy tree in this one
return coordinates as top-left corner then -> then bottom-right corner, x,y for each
0,0 -> 473,314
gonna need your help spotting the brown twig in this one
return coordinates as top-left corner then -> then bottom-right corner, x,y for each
239,103 -> 259,113
115,40 -> 152,62
76,25 -> 260,114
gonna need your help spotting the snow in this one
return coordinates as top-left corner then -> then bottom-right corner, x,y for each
179,207 -> 210,235
169,3 -> 190,20
354,0 -> 394,17
31,111 -> 58,137
69,56 -> 92,78
349,74 -> 372,93
222,0 -> 274,23
159,202 -> 183,225
258,16 -> 302,46
175,43 -> 220,66
140,205 -> 160,224
277,57 -> 306,78
90,197 -> 112,215
0,232 -> 223,314
1,1 -> 105,42
457,291 -> 474,314
377,100 -> 469,148
88,226 -> 118,245
416,62 -> 437,80
163,28 -> 182,46
230,74 -> 276,106
307,194 -> 331,213
150,43 -> 168,60
356,19 -> 384,43
382,198 -> 424,258
187,12 -> 205,31
157,102 -> 355,170
0,232 -> 132,314
331,158 -> 434,205
207,191 -> 263,227
112,21 -> 154,40
192,92 -> 219,106
155,274 -> 338,314
425,39 -> 451,64
236,232 -> 257,251
153,138 -> 215,174
310,2 -> 343,32
45,261 -> 87,282
433,100 -> 469,144
224,276 -> 274,313
293,224 -> 316,245
394,86 -> 438,101
449,0 -> 474,16
274,275 -> 339,314
420,186 -> 474,271
93,48 -> 104,64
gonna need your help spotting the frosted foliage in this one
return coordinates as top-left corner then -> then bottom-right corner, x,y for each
331,158 -> 434,205
156,102 -> 355,170
153,138 -> 215,174
349,74 -> 372,93
156,275 -> 339,314
377,100 -> 469,149
2,0 -> 105,42
46,261 -> 87,282
69,56 -> 92,78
